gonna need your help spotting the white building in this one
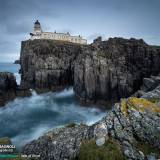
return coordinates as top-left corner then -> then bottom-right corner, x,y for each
30,20 -> 87,44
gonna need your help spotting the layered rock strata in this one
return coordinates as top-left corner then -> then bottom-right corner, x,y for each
20,40 -> 83,92
20,38 -> 160,104
0,72 -> 31,106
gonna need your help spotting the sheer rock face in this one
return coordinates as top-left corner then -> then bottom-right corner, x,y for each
20,38 -> 160,103
74,38 -> 160,104
0,72 -> 31,106
0,72 -> 17,106
20,40 -> 82,92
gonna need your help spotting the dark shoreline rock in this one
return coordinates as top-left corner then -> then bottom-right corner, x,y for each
14,59 -> 20,64
0,72 -> 17,106
0,72 -> 31,106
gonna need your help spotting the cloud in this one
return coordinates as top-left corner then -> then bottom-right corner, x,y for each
0,0 -> 62,61
0,0 -> 160,62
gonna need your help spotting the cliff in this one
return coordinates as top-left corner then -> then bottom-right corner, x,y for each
0,72 -> 31,106
22,75 -> 160,160
20,38 -> 160,105
14,59 -> 20,64
0,72 -> 17,106
20,40 -> 83,92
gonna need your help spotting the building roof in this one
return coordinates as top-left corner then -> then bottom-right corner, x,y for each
35,20 -> 40,25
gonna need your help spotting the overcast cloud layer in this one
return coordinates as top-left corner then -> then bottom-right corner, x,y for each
0,0 -> 160,62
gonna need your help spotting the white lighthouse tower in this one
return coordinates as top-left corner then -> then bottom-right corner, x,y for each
30,20 -> 42,39
34,20 -> 42,34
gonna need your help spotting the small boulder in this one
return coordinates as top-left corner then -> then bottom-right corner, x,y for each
96,137 -> 106,146
142,78 -> 158,92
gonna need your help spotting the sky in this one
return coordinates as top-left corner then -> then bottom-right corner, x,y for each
0,0 -> 160,62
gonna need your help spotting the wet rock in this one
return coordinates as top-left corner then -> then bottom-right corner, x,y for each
0,72 -> 17,106
0,72 -> 31,106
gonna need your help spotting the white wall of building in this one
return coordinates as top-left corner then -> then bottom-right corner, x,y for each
30,22 -> 87,44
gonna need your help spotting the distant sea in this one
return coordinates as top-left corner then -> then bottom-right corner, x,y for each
0,62 -> 107,150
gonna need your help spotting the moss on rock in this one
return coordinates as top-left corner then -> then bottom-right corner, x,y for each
76,138 -> 125,160
0,137 -> 12,145
66,122 -> 77,128
121,99 -> 128,116
121,97 -> 160,116
136,141 -> 160,158
148,97 -> 160,103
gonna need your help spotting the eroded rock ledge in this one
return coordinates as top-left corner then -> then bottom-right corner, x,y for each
0,72 -> 31,106
22,76 -> 160,160
20,38 -> 160,105
20,40 -> 83,92
0,72 -> 17,106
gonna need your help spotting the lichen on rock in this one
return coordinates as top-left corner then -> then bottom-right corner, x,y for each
120,97 -> 160,116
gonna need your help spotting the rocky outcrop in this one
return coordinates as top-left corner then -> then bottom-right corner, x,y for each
22,83 -> 160,159
20,40 -> 83,92
133,74 -> 160,99
74,38 -> 160,104
20,38 -> 160,104
0,72 -> 17,106
0,72 -> 31,106
14,59 -> 20,64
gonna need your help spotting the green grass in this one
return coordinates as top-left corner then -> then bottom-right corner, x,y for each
76,138 -> 125,160
96,51 -> 106,59
0,137 -> 12,145
66,122 -> 77,128
136,141 -> 160,158
151,45 -> 160,49
148,97 -> 160,103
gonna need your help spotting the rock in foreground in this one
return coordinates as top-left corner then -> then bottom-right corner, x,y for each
22,82 -> 160,160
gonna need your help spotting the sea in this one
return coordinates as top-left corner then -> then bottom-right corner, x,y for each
0,62 -> 107,150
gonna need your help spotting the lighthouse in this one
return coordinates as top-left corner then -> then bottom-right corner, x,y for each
34,20 -> 42,34
30,20 -> 87,44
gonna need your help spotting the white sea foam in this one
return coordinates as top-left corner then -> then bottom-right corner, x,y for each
0,88 -> 107,150
14,73 -> 21,85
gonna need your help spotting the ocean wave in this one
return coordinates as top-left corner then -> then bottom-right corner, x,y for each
0,88 -> 107,150
14,72 -> 21,85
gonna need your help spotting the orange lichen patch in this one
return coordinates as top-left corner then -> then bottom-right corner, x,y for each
128,97 -> 160,113
121,99 -> 128,116
121,97 -> 160,116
